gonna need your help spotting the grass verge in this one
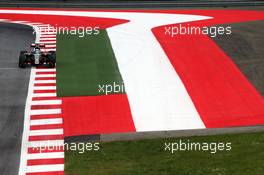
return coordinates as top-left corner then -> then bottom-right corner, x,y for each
65,131 -> 264,175
56,30 -> 123,97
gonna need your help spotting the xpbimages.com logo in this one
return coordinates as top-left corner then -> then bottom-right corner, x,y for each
164,140 -> 232,154
98,82 -> 125,95
164,24 -> 232,38
33,24 -> 100,37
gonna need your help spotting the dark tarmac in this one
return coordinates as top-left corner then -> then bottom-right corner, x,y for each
0,22 -> 33,175
212,20 -> 264,96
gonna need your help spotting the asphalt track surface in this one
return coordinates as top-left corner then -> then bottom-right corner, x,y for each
0,22 -> 33,175
212,20 -> 264,96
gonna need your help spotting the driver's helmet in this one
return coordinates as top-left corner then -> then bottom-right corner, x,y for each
35,44 -> 40,49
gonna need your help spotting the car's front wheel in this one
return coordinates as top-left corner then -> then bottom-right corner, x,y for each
19,51 -> 27,68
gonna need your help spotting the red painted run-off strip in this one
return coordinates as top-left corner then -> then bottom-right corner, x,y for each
152,21 -> 264,128
62,94 -> 136,136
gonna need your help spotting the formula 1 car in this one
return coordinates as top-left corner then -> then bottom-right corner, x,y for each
19,43 -> 56,68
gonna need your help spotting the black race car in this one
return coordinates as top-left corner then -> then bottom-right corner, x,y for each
19,43 -> 56,68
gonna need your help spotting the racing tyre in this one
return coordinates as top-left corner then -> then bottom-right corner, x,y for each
47,51 -> 56,68
19,51 -> 27,68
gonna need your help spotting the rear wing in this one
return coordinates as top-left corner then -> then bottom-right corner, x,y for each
31,43 -> 45,48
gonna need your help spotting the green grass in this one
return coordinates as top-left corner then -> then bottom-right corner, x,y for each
56,30 -> 124,97
65,132 -> 264,175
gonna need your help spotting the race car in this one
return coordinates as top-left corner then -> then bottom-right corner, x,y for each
18,43 -> 56,68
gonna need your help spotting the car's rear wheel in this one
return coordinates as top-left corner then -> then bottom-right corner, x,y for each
47,51 -> 56,68
19,51 -> 27,68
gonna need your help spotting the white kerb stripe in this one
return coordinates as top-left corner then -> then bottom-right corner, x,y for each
35,68 -> 56,72
40,32 -> 56,34
45,44 -> 56,48
40,34 -> 56,37
35,80 -> 56,84
33,86 -> 56,90
30,118 -> 62,126
35,74 -> 56,78
29,129 -> 63,136
28,140 -> 64,148
39,38 -> 57,41
41,49 -> 56,52
39,41 -> 56,44
32,93 -> 57,97
31,100 -> 61,105
30,109 -> 61,115
27,152 -> 64,160
26,164 -> 64,173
